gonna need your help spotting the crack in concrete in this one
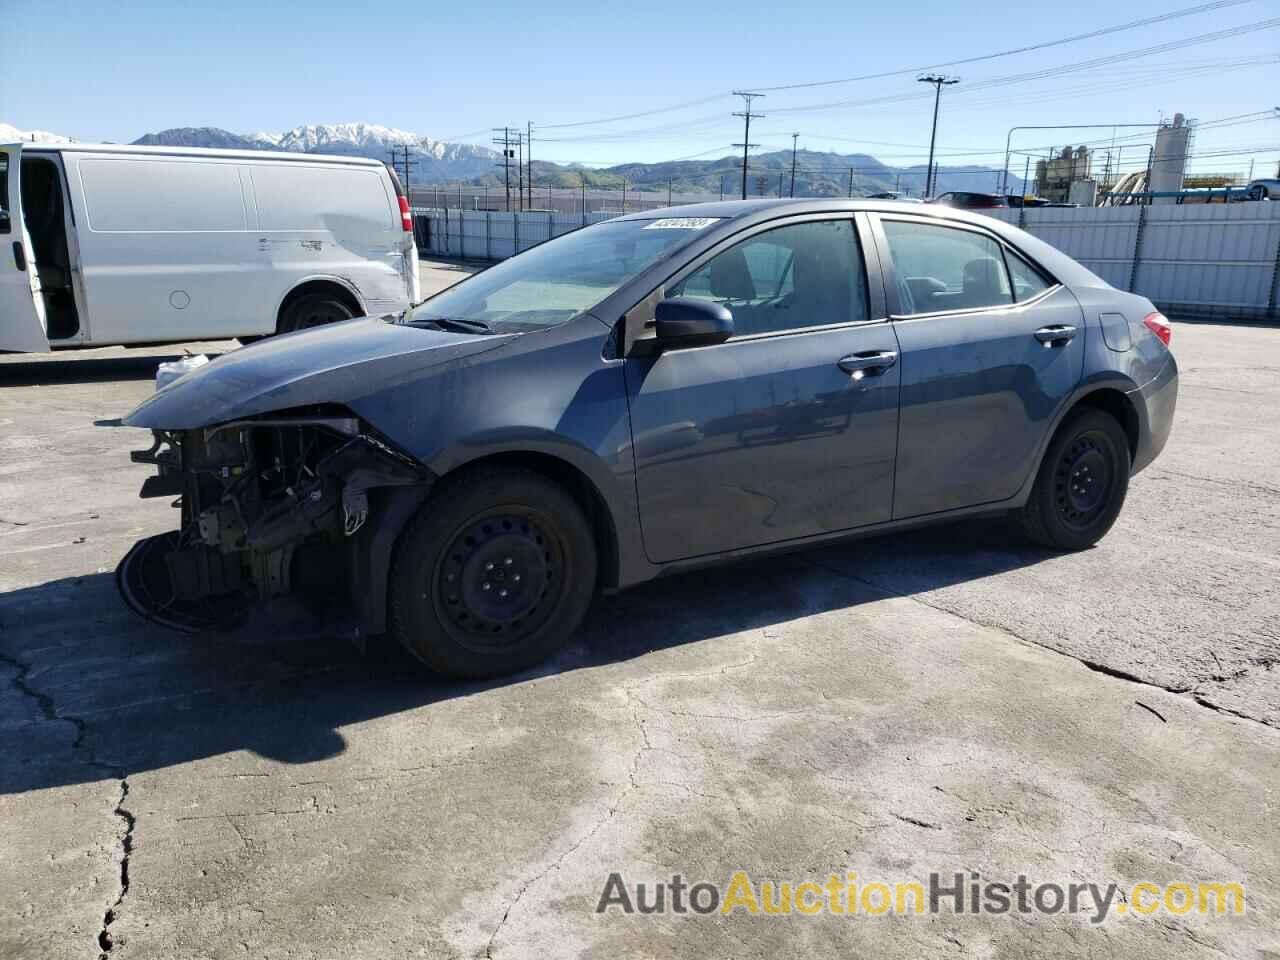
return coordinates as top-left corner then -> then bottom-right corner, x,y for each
798,557 -> 1278,732
892,812 -> 943,831
0,649 -> 134,959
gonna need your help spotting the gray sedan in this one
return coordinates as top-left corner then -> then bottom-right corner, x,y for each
119,199 -> 1178,677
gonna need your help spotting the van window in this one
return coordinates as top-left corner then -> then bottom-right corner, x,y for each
0,154 -> 9,234
251,164 -> 391,232
79,157 -> 247,232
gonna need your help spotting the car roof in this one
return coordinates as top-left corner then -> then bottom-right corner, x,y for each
9,142 -> 385,167
613,196 -> 1014,231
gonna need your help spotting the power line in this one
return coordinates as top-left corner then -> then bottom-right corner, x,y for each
525,0 -> 1250,133
769,19 -> 1280,116
752,0 -> 1253,91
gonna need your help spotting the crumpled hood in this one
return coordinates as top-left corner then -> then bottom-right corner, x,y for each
124,317 -> 515,430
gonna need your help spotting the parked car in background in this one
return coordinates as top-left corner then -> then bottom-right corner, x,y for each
118,198 -> 1177,678
866,191 -> 923,203
930,191 -> 1009,210
1,142 -> 418,352
1241,179 -> 1279,200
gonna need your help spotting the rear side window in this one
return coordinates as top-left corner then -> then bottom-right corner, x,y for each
79,157 -> 247,231
252,164 -> 392,232
670,219 -> 868,336
1006,251 -> 1052,302
882,219 -> 1012,314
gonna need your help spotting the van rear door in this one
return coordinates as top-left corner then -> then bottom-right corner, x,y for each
0,144 -> 51,352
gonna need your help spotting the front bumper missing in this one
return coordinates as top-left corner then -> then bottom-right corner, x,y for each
117,531 -> 251,633
118,418 -> 430,634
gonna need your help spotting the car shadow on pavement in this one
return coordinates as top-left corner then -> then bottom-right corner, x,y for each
0,353 -> 224,388
0,518 -> 1054,796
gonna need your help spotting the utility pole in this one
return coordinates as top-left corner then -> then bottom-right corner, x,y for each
526,121 -> 533,212
732,91 -> 765,200
386,146 -> 417,206
917,74 -> 958,199
719,175 -> 725,200
492,128 -> 516,212
668,178 -> 673,207
515,131 -> 524,212
789,133 -> 799,197
848,168 -> 854,198
622,178 -> 627,212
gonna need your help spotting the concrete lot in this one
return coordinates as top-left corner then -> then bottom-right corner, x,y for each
1,268 -> 1277,957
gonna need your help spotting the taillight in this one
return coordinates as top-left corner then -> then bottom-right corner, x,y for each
1142,311 -> 1172,346
398,195 -> 413,232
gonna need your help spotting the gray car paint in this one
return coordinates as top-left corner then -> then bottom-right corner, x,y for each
124,198 -> 1178,596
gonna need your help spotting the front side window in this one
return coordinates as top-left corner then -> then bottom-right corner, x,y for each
669,219 -> 868,336
882,219 -> 1013,314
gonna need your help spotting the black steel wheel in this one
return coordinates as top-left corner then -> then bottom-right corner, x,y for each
277,293 -> 356,334
1016,407 -> 1130,550
390,467 -> 597,678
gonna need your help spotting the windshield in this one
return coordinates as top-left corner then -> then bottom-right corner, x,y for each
401,217 -> 720,332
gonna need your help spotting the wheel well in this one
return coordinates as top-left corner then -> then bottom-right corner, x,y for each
443,452 -> 621,590
1073,388 -> 1139,461
277,280 -> 363,331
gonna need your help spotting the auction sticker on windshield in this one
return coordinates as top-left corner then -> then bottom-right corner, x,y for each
643,217 -> 721,230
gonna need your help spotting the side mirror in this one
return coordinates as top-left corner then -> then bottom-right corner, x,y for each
654,297 -> 733,349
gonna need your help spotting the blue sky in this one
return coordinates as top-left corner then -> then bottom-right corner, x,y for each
3,0 -> 1278,177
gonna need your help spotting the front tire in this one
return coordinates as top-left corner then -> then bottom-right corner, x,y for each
389,467 -> 597,678
1016,408 -> 1131,550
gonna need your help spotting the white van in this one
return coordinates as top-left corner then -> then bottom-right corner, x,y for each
1,142 -> 419,352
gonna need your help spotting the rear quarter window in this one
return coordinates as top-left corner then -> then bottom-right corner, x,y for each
79,157 -> 247,232
251,164 -> 393,232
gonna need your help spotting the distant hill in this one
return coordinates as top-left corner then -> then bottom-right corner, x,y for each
131,122 -> 499,182
7,119 -> 1020,196
485,149 -> 1018,198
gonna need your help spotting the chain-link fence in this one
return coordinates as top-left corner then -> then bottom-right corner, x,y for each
408,184 -> 720,216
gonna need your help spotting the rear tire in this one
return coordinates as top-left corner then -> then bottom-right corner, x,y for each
1016,408 -> 1131,550
277,293 -> 356,334
389,466 -> 597,679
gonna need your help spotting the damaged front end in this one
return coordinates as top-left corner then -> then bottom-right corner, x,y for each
118,409 -> 431,637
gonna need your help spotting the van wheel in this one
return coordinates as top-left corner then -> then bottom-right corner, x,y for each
277,294 -> 356,334
389,466 -> 597,679
1016,408 -> 1130,551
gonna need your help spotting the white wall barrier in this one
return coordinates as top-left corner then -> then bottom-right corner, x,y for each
416,203 -> 1280,321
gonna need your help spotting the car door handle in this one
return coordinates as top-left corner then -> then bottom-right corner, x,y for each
838,350 -> 898,376
1034,324 -> 1077,346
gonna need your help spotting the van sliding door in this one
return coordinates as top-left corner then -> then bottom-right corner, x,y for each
0,144 -> 51,352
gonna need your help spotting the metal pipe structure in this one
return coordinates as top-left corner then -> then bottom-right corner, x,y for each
1002,123 -> 1160,195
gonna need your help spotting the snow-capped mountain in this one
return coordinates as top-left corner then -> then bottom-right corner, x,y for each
0,122 -> 74,144
131,122 -> 498,181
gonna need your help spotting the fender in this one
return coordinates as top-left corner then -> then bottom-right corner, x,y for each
424,427 -> 645,591
272,274 -> 367,321
1006,372 -> 1144,508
